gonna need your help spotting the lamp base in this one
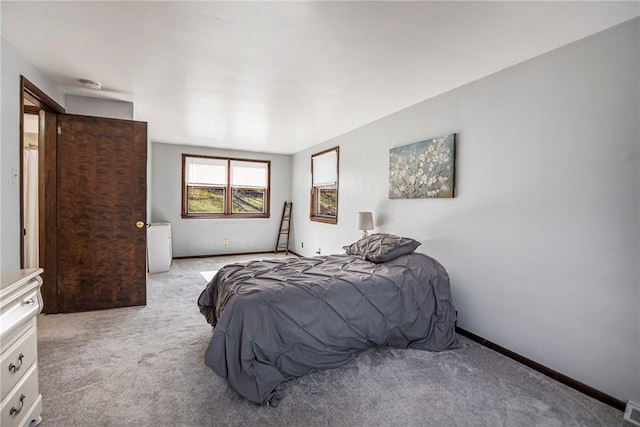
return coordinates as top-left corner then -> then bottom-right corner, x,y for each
361,230 -> 369,239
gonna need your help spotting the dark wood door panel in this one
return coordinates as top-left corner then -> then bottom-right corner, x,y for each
39,110 -> 59,314
58,114 -> 147,312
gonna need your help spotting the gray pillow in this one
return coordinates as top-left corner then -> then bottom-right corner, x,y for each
344,233 -> 421,263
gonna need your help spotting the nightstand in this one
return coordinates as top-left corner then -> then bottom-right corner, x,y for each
0,269 -> 44,427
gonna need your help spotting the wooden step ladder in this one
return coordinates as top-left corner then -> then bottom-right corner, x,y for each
274,201 -> 292,255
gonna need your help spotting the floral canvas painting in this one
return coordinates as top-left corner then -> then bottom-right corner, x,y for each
389,133 -> 455,199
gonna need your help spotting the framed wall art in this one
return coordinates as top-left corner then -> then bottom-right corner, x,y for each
389,133 -> 456,199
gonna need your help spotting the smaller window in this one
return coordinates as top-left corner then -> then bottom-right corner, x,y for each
182,155 -> 270,218
310,147 -> 339,224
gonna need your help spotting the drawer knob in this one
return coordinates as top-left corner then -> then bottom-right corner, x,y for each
8,353 -> 24,373
9,394 -> 25,416
23,298 -> 35,305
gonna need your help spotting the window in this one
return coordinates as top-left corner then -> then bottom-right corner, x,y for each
182,155 -> 270,218
310,147 -> 339,224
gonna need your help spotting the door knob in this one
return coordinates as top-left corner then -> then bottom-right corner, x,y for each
136,221 -> 146,229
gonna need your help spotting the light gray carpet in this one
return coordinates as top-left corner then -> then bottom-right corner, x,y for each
37,254 -> 626,426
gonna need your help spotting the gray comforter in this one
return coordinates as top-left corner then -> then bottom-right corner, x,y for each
197,253 -> 458,405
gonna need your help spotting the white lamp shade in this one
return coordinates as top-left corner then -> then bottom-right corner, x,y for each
356,212 -> 374,231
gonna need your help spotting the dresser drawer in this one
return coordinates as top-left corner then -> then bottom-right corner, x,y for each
0,363 -> 39,427
0,284 -> 41,344
1,324 -> 37,401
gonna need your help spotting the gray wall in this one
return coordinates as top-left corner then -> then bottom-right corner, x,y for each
290,19 -> 640,402
0,37 -> 65,270
151,142 -> 292,257
65,94 -> 134,120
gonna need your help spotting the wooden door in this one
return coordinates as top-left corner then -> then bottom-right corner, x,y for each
57,114 -> 147,312
39,110 -> 59,313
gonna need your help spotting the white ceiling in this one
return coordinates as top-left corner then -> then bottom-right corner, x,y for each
2,1 -> 638,154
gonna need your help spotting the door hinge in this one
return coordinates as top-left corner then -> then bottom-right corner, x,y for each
57,126 -> 61,135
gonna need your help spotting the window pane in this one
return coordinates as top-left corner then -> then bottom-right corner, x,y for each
232,188 -> 265,213
231,161 -> 268,188
186,157 -> 227,186
316,186 -> 337,217
187,186 -> 225,213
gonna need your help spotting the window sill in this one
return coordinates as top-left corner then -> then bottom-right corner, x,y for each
310,215 -> 337,225
182,213 -> 270,219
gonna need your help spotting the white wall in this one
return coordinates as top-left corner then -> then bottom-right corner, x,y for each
65,94 -> 133,120
290,19 -> 640,403
151,142 -> 292,257
0,36 -> 65,270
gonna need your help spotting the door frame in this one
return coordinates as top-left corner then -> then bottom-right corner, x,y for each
20,76 -> 65,313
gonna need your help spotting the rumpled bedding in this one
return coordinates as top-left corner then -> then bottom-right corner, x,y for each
197,253 -> 458,405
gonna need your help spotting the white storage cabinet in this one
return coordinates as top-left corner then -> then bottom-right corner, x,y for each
147,222 -> 172,273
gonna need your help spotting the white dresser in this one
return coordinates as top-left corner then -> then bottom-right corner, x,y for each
0,269 -> 44,427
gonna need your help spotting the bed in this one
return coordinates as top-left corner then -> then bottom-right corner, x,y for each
197,234 -> 459,406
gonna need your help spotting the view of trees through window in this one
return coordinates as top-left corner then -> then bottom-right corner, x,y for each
232,189 -> 265,213
316,186 -> 337,217
187,186 -> 225,213
187,187 -> 265,214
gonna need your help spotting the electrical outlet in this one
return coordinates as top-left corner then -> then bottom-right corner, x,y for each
11,168 -> 18,184
223,239 -> 229,246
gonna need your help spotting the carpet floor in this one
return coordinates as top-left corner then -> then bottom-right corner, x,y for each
36,254 -> 626,426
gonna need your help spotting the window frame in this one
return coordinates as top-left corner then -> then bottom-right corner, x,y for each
310,146 -> 339,224
182,154 -> 271,219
